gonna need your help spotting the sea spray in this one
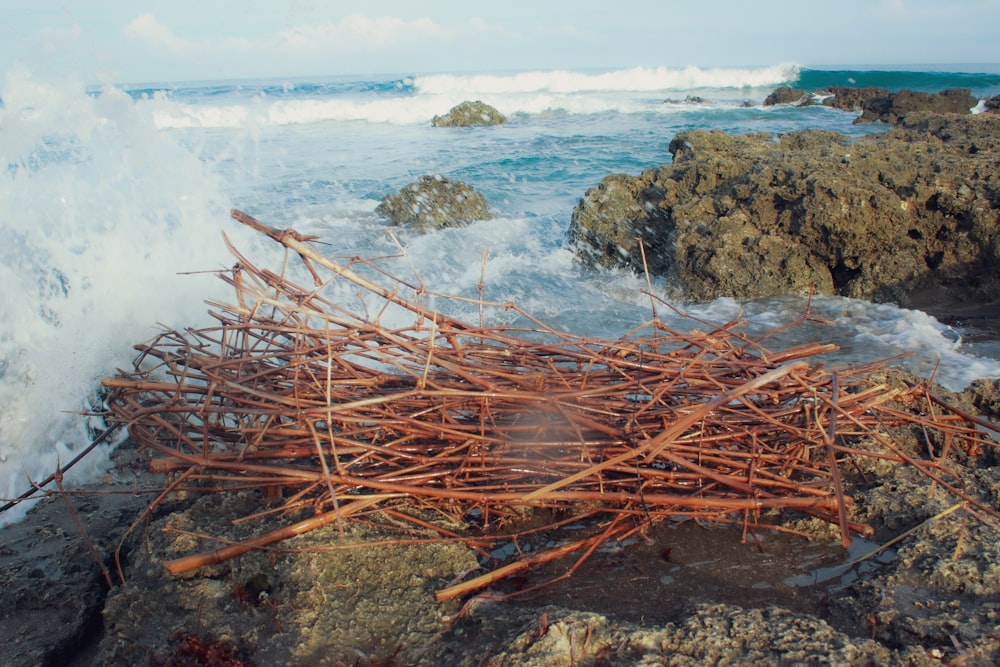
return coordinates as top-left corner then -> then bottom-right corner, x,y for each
3,62 -> 1000,527
0,67 -> 249,525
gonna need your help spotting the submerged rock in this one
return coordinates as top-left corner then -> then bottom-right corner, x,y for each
567,113 -> 1000,305
432,100 -> 506,127
376,174 -> 491,232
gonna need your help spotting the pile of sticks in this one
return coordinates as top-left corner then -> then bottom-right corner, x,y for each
102,210 -> 998,600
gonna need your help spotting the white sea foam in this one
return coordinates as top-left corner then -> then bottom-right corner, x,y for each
681,295 -> 1000,391
0,66 -> 253,525
141,63 -> 802,129
412,64 -> 802,95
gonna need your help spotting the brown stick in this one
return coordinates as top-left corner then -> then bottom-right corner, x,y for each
434,533 -> 600,602
523,361 -> 809,499
163,497 -> 383,574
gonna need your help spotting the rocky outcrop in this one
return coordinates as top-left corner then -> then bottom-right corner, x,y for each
376,175 -> 490,232
819,86 -> 890,113
764,86 -> 978,123
431,100 -> 506,127
567,113 -> 1000,305
762,86 -> 813,106
855,88 -> 977,123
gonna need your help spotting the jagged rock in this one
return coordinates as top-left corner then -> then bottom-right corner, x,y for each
567,113 -> 1000,305
431,100 -> 506,127
984,94 -> 1000,114
762,86 -> 812,106
820,85 -> 890,113
375,175 -> 490,232
664,95 -> 708,104
854,88 -> 977,123
765,86 -> 978,123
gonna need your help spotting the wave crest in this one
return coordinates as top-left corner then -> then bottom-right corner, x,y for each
413,64 -> 802,95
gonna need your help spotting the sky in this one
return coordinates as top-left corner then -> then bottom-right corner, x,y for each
1,0 -> 999,84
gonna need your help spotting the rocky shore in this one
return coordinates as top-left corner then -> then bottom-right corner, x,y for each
4,375 -> 1000,666
4,90 -> 1000,666
567,112 -> 1000,308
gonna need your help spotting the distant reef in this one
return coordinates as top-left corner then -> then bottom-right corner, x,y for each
762,85 -> 981,123
567,109 -> 1000,307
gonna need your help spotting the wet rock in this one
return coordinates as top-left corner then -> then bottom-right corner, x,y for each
432,100 -> 506,127
984,94 -> 1000,114
663,95 -> 708,105
567,113 -> 1000,305
854,88 -> 977,124
763,86 -> 813,106
0,443 -> 157,667
0,497 -> 112,667
376,174 -> 491,232
765,85 -> 978,122
816,85 -> 887,113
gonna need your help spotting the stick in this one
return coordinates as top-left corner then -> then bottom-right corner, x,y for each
163,497 -> 383,574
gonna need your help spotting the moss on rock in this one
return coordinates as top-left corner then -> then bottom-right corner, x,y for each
432,100 -> 506,127
376,174 -> 490,232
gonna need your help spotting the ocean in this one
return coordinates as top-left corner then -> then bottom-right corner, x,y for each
2,62 -> 1000,526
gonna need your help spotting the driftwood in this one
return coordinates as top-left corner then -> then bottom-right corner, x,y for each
101,209 -> 1000,601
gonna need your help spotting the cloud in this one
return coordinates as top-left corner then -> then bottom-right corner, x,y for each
276,14 -> 451,52
123,13 -> 190,55
123,12 -> 513,58
37,23 -> 83,54
116,12 -> 527,78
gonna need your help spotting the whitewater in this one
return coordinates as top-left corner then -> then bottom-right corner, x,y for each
2,62 -> 1000,526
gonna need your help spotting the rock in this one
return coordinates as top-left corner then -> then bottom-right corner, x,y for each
821,85 -> 891,113
984,94 -> 1000,114
762,86 -> 812,106
432,100 -> 506,127
375,175 -> 491,232
663,95 -> 708,105
0,443 -> 163,667
855,88 -> 977,124
421,603 -> 898,666
567,113 -> 1000,304
94,491 -> 478,666
766,86 -> 978,122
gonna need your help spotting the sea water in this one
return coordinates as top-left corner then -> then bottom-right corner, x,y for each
2,62 -> 1000,526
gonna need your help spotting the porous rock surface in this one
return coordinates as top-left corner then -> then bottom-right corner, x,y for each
376,174 -> 491,232
567,112 -> 1000,305
764,85 -> 978,123
432,100 -> 506,127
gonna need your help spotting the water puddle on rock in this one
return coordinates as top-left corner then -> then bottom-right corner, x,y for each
495,520 -> 895,627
